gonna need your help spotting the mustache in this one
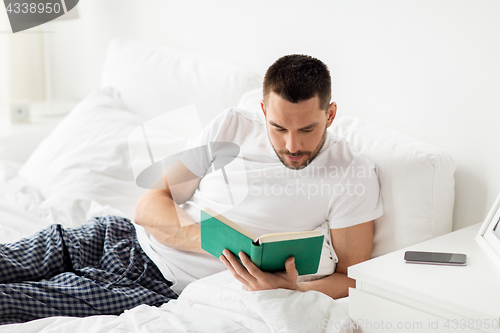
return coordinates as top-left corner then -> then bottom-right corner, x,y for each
277,150 -> 312,157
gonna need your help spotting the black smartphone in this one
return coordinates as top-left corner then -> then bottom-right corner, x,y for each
404,251 -> 467,266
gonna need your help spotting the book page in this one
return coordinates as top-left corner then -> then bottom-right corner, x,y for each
258,230 -> 323,244
202,207 -> 258,241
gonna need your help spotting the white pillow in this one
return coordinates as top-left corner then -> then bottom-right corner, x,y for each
19,87 -> 146,225
237,89 -> 456,257
331,116 -> 456,257
100,38 -> 263,126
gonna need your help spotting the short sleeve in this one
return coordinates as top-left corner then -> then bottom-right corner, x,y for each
179,109 -> 238,178
327,156 -> 384,229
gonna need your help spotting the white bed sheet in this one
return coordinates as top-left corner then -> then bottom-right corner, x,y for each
0,160 -> 124,243
0,160 -> 351,333
0,160 -> 51,243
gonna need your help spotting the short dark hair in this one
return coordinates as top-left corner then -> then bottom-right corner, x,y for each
263,54 -> 332,110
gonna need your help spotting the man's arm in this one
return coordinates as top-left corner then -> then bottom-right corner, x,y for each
220,220 -> 374,299
133,160 -> 205,253
296,220 -> 373,298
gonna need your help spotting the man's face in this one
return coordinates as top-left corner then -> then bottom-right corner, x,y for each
261,92 -> 336,170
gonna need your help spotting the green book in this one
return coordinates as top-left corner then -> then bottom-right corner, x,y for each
200,207 -> 324,275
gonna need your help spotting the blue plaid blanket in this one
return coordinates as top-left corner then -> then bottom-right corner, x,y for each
0,216 -> 177,324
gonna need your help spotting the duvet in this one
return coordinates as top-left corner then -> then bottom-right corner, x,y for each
0,160 -> 351,333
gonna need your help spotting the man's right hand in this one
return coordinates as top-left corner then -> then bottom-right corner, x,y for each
133,161 -> 205,253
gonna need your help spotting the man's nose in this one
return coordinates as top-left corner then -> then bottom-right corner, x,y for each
286,133 -> 302,154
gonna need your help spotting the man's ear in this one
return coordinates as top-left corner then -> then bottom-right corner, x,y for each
326,102 -> 337,128
260,99 -> 267,119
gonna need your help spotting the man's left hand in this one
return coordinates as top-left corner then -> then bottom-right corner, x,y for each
220,249 -> 300,291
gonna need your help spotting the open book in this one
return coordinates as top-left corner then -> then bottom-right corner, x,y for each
200,207 -> 324,275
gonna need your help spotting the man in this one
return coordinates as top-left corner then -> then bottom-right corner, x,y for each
0,54 -> 382,324
133,54 -> 383,298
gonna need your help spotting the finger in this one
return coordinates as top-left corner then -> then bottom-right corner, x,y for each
220,254 -> 249,286
222,250 -> 253,280
238,252 -> 263,278
221,250 -> 241,272
219,254 -> 234,272
285,256 -> 298,277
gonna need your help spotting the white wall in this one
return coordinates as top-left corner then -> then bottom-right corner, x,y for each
0,7 -> 10,110
0,8 -> 45,111
47,0 -> 500,231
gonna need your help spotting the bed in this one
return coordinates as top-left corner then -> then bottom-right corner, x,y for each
0,38 -> 456,333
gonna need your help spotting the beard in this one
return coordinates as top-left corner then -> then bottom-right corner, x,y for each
269,125 -> 328,170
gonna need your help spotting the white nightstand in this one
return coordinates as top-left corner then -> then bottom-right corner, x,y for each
348,223 -> 500,333
0,111 -> 67,163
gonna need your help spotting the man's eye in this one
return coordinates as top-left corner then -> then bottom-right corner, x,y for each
301,129 -> 314,133
275,128 -> 287,132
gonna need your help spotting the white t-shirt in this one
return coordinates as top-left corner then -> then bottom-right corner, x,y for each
135,108 -> 383,294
